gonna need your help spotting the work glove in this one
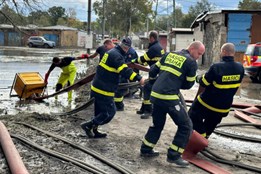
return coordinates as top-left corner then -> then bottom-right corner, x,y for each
81,53 -> 89,59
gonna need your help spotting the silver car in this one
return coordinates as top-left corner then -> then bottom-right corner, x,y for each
27,36 -> 56,48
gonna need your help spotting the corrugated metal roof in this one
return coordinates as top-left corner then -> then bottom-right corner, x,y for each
191,10 -> 261,28
171,28 -> 193,32
0,24 -> 14,29
0,24 -> 79,31
38,25 -> 78,30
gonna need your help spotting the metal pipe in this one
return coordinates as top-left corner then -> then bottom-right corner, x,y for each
0,121 -> 29,174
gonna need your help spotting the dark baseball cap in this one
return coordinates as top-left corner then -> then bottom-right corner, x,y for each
121,38 -> 132,47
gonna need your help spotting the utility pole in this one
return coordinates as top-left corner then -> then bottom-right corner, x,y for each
102,0 -> 106,39
87,0 -> 91,54
146,16 -> 149,37
173,0 -> 176,28
154,0 -> 158,30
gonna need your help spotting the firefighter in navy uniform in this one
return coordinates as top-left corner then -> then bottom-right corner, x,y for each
114,41 -> 138,111
140,41 -> 205,167
189,43 -> 244,139
80,38 -> 145,138
133,30 -> 165,119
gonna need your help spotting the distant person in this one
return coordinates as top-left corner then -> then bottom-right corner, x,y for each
80,38 -> 146,138
132,30 -> 165,119
140,41 -> 205,167
189,43 -> 244,139
44,55 -> 89,101
88,39 -> 115,62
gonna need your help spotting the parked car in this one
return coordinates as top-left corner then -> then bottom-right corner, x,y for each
27,36 -> 56,48
243,42 -> 261,83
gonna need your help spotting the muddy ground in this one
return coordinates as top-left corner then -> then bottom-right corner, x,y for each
0,47 -> 261,174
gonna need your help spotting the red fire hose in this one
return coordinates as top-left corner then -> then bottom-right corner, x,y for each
0,121 -> 29,174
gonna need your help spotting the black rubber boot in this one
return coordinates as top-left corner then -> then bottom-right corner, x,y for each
167,150 -> 189,167
80,121 -> 94,138
115,101 -> 124,111
140,104 -> 152,119
140,143 -> 159,157
93,126 -> 107,138
136,103 -> 145,114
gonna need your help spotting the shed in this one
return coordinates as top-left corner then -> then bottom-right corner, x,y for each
191,10 -> 261,65
38,25 -> 78,47
169,28 -> 194,52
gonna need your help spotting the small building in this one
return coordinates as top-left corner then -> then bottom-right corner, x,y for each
0,24 -> 91,48
169,28 -> 194,52
191,10 -> 261,66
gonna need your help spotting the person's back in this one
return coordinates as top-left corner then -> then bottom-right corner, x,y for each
140,41 -> 205,167
198,43 -> 244,111
189,42 -> 244,139
200,59 -> 244,108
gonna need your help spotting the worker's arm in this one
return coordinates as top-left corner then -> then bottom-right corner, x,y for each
44,70 -> 51,84
75,54 -> 90,60
88,52 -> 99,59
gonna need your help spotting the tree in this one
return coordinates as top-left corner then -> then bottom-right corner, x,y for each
182,0 -> 216,28
28,10 -> 50,25
48,6 -> 66,25
0,0 -> 40,26
66,8 -> 77,19
93,0 -> 153,37
238,0 -> 261,10
171,7 -> 184,28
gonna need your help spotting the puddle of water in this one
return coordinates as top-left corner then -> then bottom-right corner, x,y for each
0,47 -> 88,116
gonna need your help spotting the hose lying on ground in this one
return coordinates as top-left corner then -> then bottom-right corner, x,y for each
54,98 -> 94,116
16,122 -> 134,174
11,134 -> 107,174
200,148 -> 261,173
214,123 -> 261,143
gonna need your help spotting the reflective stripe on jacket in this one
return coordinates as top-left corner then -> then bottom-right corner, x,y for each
198,56 -> 244,113
137,41 -> 165,67
150,49 -> 198,107
92,45 -> 142,97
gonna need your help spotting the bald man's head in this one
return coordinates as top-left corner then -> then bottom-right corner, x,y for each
221,43 -> 235,56
187,41 -> 205,60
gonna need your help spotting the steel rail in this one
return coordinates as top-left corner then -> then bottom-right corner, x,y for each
16,122 -> 134,174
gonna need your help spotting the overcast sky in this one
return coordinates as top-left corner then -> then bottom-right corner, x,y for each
43,0 -> 246,22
